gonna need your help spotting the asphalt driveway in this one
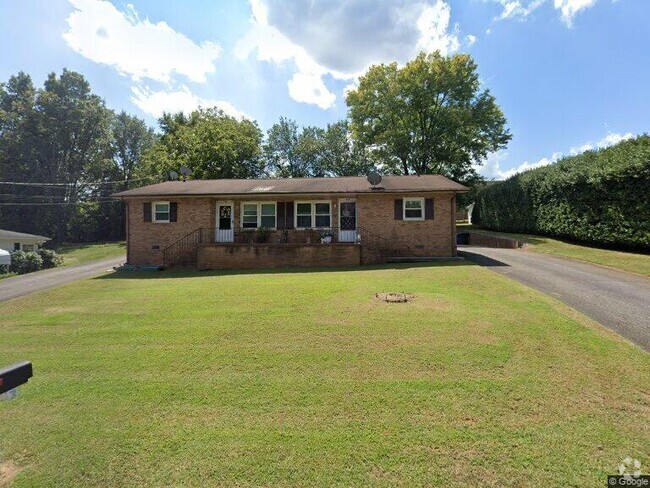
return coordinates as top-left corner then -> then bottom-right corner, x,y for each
459,246 -> 650,350
0,256 -> 124,302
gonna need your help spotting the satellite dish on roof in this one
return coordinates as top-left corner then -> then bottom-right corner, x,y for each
169,171 -> 179,181
367,171 -> 382,187
180,166 -> 192,177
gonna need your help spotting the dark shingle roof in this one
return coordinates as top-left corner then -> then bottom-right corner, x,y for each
0,229 -> 50,241
113,175 -> 467,198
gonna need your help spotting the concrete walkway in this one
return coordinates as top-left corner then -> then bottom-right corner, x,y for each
0,256 -> 124,302
459,247 -> 650,350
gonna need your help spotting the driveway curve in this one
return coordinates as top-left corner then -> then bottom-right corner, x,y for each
0,256 -> 124,302
459,247 -> 650,350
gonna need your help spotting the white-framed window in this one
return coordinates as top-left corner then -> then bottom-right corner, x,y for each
295,201 -> 331,229
403,197 -> 424,221
153,201 -> 170,223
241,202 -> 277,229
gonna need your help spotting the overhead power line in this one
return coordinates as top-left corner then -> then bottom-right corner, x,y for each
0,176 -> 158,187
0,193 -> 108,200
0,199 -> 120,207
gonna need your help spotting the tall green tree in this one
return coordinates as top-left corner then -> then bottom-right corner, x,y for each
111,111 -> 157,187
0,70 -> 114,242
263,118 -> 374,177
144,108 -> 264,179
0,72 -> 36,180
294,125 -> 326,177
263,117 -> 306,177
31,70 -> 113,242
319,120 -> 375,177
346,52 -> 511,181
81,112 -> 158,242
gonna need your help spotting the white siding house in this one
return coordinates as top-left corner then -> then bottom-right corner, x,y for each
0,229 -> 50,253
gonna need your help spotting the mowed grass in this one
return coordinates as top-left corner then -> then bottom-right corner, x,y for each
55,241 -> 126,266
460,225 -> 650,276
0,263 -> 648,487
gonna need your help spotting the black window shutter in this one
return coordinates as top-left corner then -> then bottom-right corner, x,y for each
394,199 -> 403,220
285,201 -> 294,229
170,202 -> 178,222
425,198 -> 434,220
143,202 -> 152,222
276,202 -> 286,228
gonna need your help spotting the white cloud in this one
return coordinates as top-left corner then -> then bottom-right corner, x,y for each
480,150 -> 562,179
63,0 -> 250,120
466,34 -> 478,45
236,0 -> 461,109
343,81 -> 359,99
569,131 -> 633,154
287,73 -> 337,110
488,0 -> 598,25
554,0 -> 598,26
130,85 -> 250,120
416,1 -> 460,55
490,0 -> 545,21
63,0 -> 222,83
480,132 -> 633,179
235,0 -> 339,109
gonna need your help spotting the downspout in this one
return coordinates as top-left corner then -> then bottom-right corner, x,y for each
125,200 -> 130,265
451,194 -> 457,257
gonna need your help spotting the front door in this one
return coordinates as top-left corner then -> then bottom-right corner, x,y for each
216,201 -> 234,242
338,200 -> 357,242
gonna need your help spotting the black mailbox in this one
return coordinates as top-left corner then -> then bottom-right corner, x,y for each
0,361 -> 33,395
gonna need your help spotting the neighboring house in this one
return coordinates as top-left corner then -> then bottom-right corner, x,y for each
113,175 -> 467,269
0,229 -> 50,253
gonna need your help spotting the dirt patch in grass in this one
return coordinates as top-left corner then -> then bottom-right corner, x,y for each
376,292 -> 413,303
0,460 -> 22,486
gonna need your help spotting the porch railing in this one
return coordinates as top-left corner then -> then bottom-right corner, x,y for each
162,226 -> 413,267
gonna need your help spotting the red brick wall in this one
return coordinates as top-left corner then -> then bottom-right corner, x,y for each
126,197 -> 214,265
197,243 -> 360,269
357,192 -> 455,257
124,191 -> 457,265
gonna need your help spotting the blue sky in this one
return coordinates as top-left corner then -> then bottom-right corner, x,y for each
1,0 -> 648,178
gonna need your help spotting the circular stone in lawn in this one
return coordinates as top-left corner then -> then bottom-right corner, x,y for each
376,292 -> 413,303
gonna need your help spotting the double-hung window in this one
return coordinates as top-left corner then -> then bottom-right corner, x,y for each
241,202 -> 276,229
153,201 -> 170,223
295,202 -> 331,228
403,198 -> 424,221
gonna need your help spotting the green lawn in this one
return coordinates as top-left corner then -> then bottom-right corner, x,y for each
460,225 -> 650,277
0,264 -> 648,487
55,241 -> 126,267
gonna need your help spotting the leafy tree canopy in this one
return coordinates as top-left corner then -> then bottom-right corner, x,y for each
0,70 -> 155,242
264,118 -> 374,177
144,108 -> 264,180
346,51 -> 511,183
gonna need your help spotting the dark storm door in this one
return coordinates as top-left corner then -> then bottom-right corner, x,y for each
339,200 -> 357,242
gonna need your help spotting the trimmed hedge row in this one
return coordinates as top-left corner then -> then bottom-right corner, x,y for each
474,135 -> 650,250
3,249 -> 64,275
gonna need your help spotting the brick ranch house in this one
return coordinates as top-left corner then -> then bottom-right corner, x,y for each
113,175 -> 467,269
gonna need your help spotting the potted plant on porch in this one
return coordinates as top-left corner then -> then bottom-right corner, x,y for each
320,230 -> 334,244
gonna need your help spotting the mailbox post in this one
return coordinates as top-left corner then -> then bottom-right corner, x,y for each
0,361 -> 33,400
